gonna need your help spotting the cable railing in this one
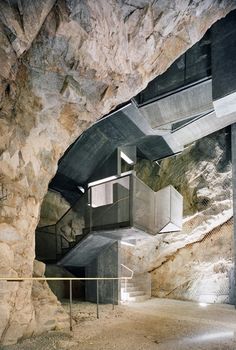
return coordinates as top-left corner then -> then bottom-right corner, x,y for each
1,264 -> 134,331
121,263 -> 134,278
121,264 -> 134,297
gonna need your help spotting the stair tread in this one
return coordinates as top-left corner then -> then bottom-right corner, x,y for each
121,282 -> 142,287
128,295 -> 149,302
128,291 -> 145,297
121,286 -> 140,291
121,276 -> 150,303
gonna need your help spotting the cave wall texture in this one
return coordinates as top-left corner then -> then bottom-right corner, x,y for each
0,0 -> 236,345
121,129 -> 233,304
38,191 -> 70,228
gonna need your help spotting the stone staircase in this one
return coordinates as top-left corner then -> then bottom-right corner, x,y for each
121,279 -> 149,303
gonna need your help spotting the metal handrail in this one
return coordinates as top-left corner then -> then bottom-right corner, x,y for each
3,274 -> 133,331
120,264 -> 134,301
2,277 -> 132,281
120,264 -> 134,279
2,262 -> 134,282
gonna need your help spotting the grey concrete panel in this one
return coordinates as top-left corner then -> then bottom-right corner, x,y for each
122,103 -> 156,135
140,79 -> 213,129
85,241 -> 120,304
155,185 -> 183,233
164,111 -> 236,152
132,176 -> 156,234
137,135 -> 174,161
214,92 -> 236,120
93,227 -> 150,241
212,10 -> 236,100
88,150 -> 119,184
58,234 -> 115,267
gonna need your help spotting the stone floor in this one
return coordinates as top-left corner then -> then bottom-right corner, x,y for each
3,298 -> 236,350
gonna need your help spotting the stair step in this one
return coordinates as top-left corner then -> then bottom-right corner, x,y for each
128,295 -> 149,303
128,291 -> 145,297
121,286 -> 140,292
121,281 -> 140,286
121,276 -> 150,303
121,283 -> 136,288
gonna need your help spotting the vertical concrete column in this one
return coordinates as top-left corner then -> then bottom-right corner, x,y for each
231,124 -> 236,307
85,241 -> 121,304
212,11 -> 236,102
212,10 -> 236,307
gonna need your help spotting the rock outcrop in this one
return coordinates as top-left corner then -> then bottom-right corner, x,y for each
121,130 -> 233,304
31,261 -> 69,337
0,0 -> 235,345
38,191 -> 70,228
0,260 -> 69,345
151,217 -> 233,303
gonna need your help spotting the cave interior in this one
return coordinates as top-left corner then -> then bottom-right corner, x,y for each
36,10 -> 236,307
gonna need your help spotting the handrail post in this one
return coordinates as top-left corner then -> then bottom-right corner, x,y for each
96,279 -> 99,319
69,279 -> 73,331
129,174 -> 134,227
112,279 -> 115,310
89,187 -> 92,233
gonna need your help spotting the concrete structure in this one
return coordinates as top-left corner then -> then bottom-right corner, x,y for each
121,273 -> 151,303
37,171 -> 182,304
41,172 -> 183,266
231,124 -> 236,306
155,186 -> 183,233
86,174 -> 183,237
85,242 -> 120,304
36,10 -> 236,305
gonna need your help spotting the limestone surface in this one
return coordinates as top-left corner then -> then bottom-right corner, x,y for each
121,130 -> 233,304
0,0 -> 235,345
38,191 -> 70,227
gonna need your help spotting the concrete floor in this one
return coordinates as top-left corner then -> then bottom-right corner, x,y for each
4,298 -> 236,350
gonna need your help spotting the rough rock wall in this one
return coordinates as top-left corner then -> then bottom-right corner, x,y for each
0,0 -> 235,345
36,192 -> 86,262
0,260 -> 69,345
31,261 -> 69,338
38,191 -> 70,227
151,217 -> 233,303
121,130 -> 233,303
37,191 -> 85,247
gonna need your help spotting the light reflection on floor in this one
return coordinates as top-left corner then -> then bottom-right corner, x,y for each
156,331 -> 235,349
199,302 -> 208,307
129,298 -> 236,349
182,331 -> 234,344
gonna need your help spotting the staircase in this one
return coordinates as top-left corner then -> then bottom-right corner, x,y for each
121,279 -> 149,303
